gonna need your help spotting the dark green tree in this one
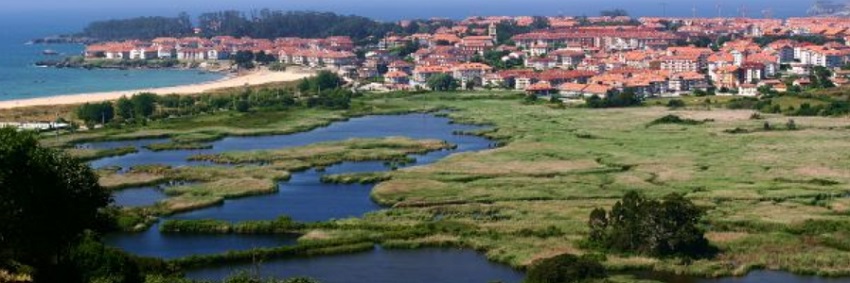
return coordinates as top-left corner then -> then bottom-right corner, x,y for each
131,93 -> 158,119
116,96 -> 135,120
426,73 -> 459,91
524,254 -> 607,283
666,99 -> 686,109
75,102 -> 115,125
0,128 -> 111,281
600,9 -> 629,17
254,51 -> 277,65
234,50 -> 256,69
587,191 -> 714,258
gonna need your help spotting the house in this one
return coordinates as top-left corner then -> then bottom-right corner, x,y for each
526,57 -> 558,70
525,81 -> 556,95
412,66 -> 452,84
515,77 -> 533,90
714,65 -> 741,90
669,72 -> 707,93
453,63 -> 494,87
550,49 -> 586,68
660,54 -> 700,73
739,84 -> 759,97
385,71 -> 410,85
558,83 -> 612,98
558,83 -> 589,98
758,79 -> 787,92
482,73 -> 506,88
740,62 -> 765,84
388,60 -> 414,74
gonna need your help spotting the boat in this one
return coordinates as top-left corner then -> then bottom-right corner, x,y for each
42,49 -> 59,55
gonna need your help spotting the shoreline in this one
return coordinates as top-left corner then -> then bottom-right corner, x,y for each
0,67 -> 316,109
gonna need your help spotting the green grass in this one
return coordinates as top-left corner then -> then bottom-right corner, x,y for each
47,90 -> 850,276
351,92 -> 850,275
65,146 -> 138,162
188,137 -> 453,166
143,142 -> 212,152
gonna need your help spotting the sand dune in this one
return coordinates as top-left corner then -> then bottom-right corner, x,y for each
0,68 -> 315,109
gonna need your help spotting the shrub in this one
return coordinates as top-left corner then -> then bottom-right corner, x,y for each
647,115 -> 705,127
786,119 -> 797,130
524,254 -> 606,283
586,191 -> 715,258
666,99 -> 686,108
585,88 -> 643,108
76,102 -> 115,126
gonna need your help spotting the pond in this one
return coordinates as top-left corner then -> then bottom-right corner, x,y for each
185,247 -> 525,283
99,113 -> 494,258
112,186 -> 167,207
631,270 -> 850,283
86,114 -> 492,169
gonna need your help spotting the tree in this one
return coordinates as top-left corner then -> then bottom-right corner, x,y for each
530,16 -> 550,30
81,14 -> 194,41
254,51 -> 277,65
67,234 -> 143,283
811,66 -> 835,89
525,254 -> 607,283
131,93 -> 158,119
75,102 -> 114,126
586,191 -> 714,258
600,9 -> 629,17
234,99 -> 250,112
0,128 -> 111,281
585,88 -> 643,108
666,99 -> 686,108
390,41 -> 421,58
116,96 -> 134,120
234,50 -> 256,69
313,71 -> 344,91
426,73 -> 459,91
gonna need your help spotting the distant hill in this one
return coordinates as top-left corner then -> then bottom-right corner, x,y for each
808,0 -> 850,17
76,10 -> 402,44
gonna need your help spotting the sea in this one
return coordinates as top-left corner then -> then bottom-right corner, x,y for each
0,15 -> 223,102
0,0 -> 811,102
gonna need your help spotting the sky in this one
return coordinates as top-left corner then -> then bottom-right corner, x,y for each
0,0 -> 816,33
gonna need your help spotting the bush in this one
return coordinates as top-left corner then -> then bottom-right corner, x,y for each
647,115 -> 705,127
666,99 -> 686,108
587,192 -> 715,258
786,119 -> 797,130
76,102 -> 115,126
585,88 -> 643,108
524,254 -> 606,283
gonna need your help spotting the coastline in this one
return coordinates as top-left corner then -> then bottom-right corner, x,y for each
0,67 -> 315,109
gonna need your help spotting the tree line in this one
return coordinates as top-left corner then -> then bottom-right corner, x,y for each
76,71 -> 352,127
79,10 -> 402,44
81,13 -> 194,41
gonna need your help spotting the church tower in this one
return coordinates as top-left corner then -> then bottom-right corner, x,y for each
488,22 -> 498,41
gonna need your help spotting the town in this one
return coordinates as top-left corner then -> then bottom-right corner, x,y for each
82,15 -> 850,100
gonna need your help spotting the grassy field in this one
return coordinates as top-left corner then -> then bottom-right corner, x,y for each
284,92 -> 850,277
189,137 -> 453,166
40,90 -> 850,277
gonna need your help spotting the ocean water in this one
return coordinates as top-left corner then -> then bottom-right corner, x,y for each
0,19 -> 223,102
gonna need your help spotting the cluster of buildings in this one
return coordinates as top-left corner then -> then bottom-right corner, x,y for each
84,15 -> 850,98
85,36 -> 357,68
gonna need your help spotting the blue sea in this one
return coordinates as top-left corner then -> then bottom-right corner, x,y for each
0,16 -> 223,102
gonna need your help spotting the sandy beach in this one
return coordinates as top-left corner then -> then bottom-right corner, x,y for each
0,68 -> 315,109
